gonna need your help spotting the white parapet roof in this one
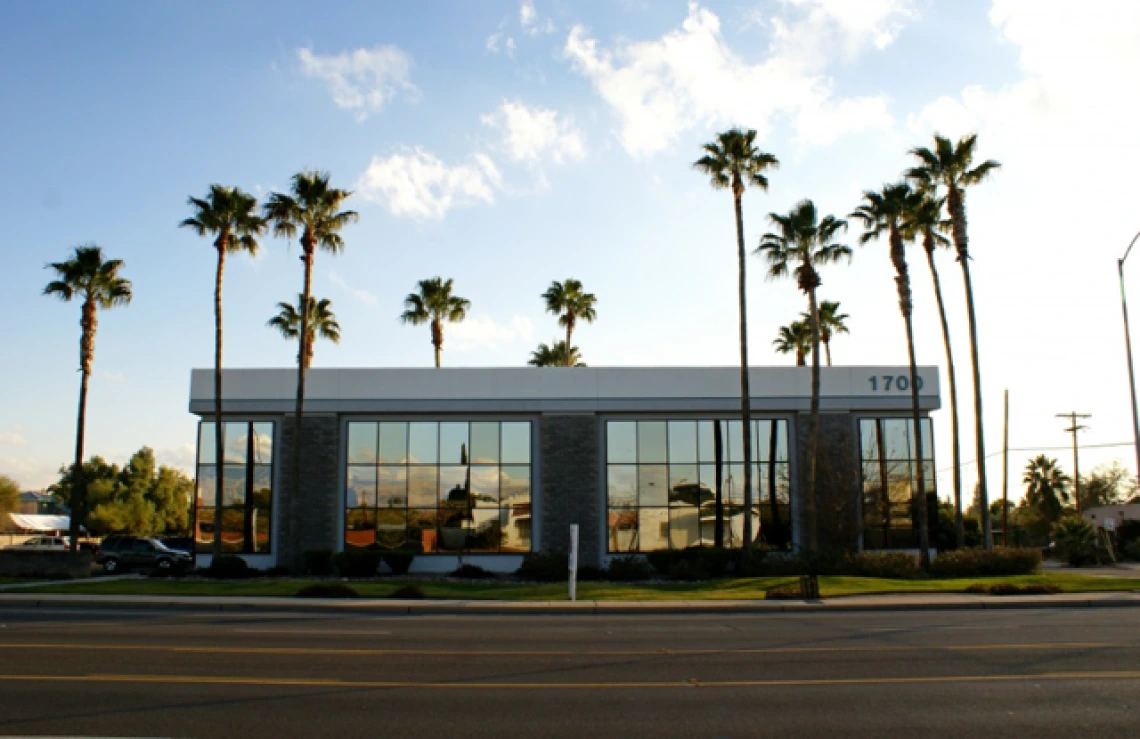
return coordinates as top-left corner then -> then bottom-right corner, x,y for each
189,366 -> 940,415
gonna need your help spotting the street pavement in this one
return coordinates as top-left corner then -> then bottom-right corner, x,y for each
0,605 -> 1137,737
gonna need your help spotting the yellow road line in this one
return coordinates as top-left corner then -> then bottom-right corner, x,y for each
0,671 -> 1137,689
0,641 -> 1129,658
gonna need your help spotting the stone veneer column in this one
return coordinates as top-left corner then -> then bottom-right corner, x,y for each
538,414 -> 602,568
793,412 -> 861,554
277,414 -> 341,571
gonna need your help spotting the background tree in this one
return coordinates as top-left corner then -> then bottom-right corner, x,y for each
693,128 -> 779,555
851,183 -> 931,568
179,184 -> 264,560
806,300 -> 848,366
541,279 -> 597,367
773,321 -> 812,366
907,133 -> 1001,548
528,340 -> 585,367
758,199 -> 851,553
267,294 -> 341,369
43,245 -> 132,551
264,171 -> 356,563
1079,462 -> 1137,510
1023,454 -> 1071,526
0,474 -> 19,521
400,277 -> 471,368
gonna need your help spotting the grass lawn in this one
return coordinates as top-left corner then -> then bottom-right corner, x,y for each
9,572 -> 1140,600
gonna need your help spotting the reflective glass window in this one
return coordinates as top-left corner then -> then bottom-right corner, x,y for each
408,423 -> 439,464
637,421 -> 667,464
194,421 -> 275,555
470,422 -> 499,464
347,423 -> 378,464
379,422 -> 408,464
439,423 -> 469,465
501,423 -> 531,464
607,422 -> 637,464
667,421 -> 698,464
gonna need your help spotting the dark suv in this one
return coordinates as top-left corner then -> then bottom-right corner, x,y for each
97,536 -> 193,574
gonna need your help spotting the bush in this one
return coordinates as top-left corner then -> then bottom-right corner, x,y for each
647,548 -> 733,578
606,556 -> 653,581
1051,517 -> 1099,567
451,563 -> 495,579
577,565 -> 606,581
1117,520 -> 1140,546
390,584 -> 425,599
930,548 -> 1041,578
297,583 -> 358,598
845,551 -> 921,579
764,584 -> 803,600
205,555 -> 250,580
668,558 -> 712,581
966,583 -> 1061,596
303,548 -> 335,577
333,549 -> 383,578
1123,540 -> 1140,562
515,552 -> 567,582
382,551 -> 416,575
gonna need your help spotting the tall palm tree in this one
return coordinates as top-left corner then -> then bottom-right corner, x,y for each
903,191 -> 965,549
541,279 -> 597,367
267,294 -> 341,370
693,128 -> 779,556
851,182 -> 931,569
264,171 -> 357,563
43,245 -> 132,551
758,199 -> 851,554
528,340 -> 585,367
1023,455 -> 1071,526
179,184 -> 265,560
907,133 -> 1001,549
400,277 -> 471,367
809,300 -> 849,366
773,321 -> 812,366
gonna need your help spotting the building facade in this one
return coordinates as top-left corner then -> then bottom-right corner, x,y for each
188,366 -> 940,572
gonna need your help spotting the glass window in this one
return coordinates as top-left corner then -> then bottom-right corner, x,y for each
379,422 -> 408,464
377,466 -> 407,507
194,421 -> 275,555
638,508 -> 669,551
252,423 -> 274,465
223,422 -> 248,464
607,422 -> 637,464
196,466 -> 217,507
375,508 -> 406,549
198,423 -> 217,465
500,466 -> 531,507
439,423 -> 469,465
859,416 -> 937,550
223,465 -> 246,506
697,421 -> 716,463
667,421 -> 697,464
668,464 -> 701,507
347,423 -> 378,464
726,421 -> 743,463
638,465 -> 668,507
501,422 -> 531,464
470,466 -> 499,506
408,423 -> 438,464
408,466 -> 438,507
637,421 -> 667,464
470,422 -> 499,464
607,465 -> 637,507
346,466 -> 377,509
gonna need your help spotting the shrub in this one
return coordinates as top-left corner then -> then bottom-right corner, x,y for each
1123,540 -> 1140,563
515,552 -> 567,582
668,558 -> 712,581
577,565 -> 606,581
297,583 -> 358,598
451,563 -> 495,579
1117,520 -> 1140,546
333,549 -> 383,578
967,583 -> 1061,596
764,584 -> 803,600
1051,517 -> 1099,567
845,551 -> 921,579
390,584 -> 425,599
303,548 -> 335,577
930,548 -> 1041,578
205,555 -> 250,580
382,551 -> 416,575
606,556 -> 653,581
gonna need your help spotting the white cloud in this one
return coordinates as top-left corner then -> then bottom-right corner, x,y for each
296,45 -> 416,121
355,148 -> 501,220
328,271 -> 378,306
154,443 -> 197,475
481,101 -> 586,165
520,0 -> 555,35
0,426 -> 26,446
99,371 -> 126,383
450,314 -> 535,351
771,0 -> 917,64
486,26 -> 516,58
563,2 -> 901,157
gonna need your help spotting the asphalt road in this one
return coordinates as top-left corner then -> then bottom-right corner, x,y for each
0,606 -> 1137,737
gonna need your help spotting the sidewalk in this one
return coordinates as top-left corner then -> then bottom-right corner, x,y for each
1,590 -> 1139,615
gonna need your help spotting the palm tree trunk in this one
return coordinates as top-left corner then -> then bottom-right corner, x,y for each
732,187 -> 755,558
949,186 -> 990,549
290,244 -> 315,568
925,243 -> 964,548
70,299 -> 97,552
767,419 -> 782,547
565,320 -> 573,368
824,340 -> 832,367
713,420 -> 724,548
213,247 -> 226,560
805,285 -> 821,553
432,318 -> 442,368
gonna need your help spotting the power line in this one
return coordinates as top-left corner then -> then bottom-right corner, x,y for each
935,441 -> 1134,475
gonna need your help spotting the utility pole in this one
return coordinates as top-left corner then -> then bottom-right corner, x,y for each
1055,412 -> 1091,513
1002,390 -> 1009,546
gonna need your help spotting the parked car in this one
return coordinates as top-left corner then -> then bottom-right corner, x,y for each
6,536 -> 68,551
160,537 -> 194,555
97,536 -> 193,573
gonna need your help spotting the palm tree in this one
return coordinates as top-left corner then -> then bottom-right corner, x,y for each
903,191 -> 965,549
850,182 -> 931,569
267,294 -> 341,369
758,200 -> 851,554
264,171 -> 357,564
400,277 -> 471,367
773,321 -> 812,366
907,133 -> 1001,549
541,279 -> 597,367
43,245 -> 133,551
528,340 -> 585,367
179,184 -> 265,560
1023,455 -> 1071,526
809,300 -> 849,366
693,128 -> 779,557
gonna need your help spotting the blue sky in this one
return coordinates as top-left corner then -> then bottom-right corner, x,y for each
3,0 -> 1140,504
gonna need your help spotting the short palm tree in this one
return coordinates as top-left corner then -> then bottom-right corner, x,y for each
179,184 -> 265,560
809,300 -> 849,366
528,340 -> 585,367
773,321 -> 812,366
1023,455 -> 1071,526
907,133 -> 1001,549
851,182 -> 931,569
693,128 -> 779,554
541,279 -> 597,367
267,295 -> 341,369
400,277 -> 471,367
903,191 -> 965,548
264,171 -> 357,560
43,245 -> 132,550
758,200 -> 851,553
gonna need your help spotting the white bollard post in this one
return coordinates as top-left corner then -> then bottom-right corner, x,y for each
568,524 -> 579,602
